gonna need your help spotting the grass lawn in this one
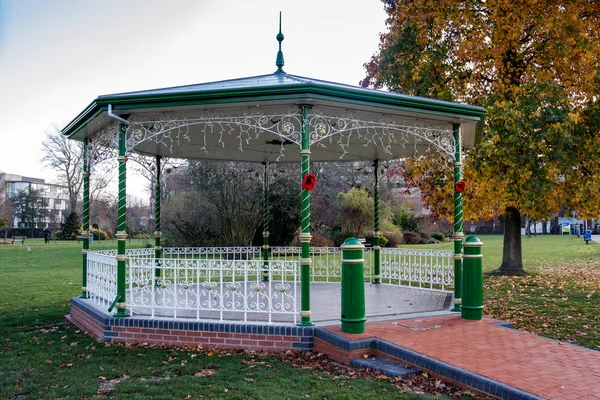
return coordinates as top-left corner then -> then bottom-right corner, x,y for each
0,239 -> 475,400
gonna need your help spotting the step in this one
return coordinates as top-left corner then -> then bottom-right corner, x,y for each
350,357 -> 420,378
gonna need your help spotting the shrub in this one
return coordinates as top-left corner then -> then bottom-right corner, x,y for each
311,233 -> 334,247
331,232 -> 347,247
382,231 -> 402,247
54,229 -> 77,240
90,227 -> 111,240
431,232 -> 445,242
62,211 -> 80,240
403,231 -> 424,244
365,233 -> 388,247
391,205 -> 418,232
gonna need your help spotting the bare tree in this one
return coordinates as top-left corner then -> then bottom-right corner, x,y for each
189,161 -> 264,246
162,191 -> 217,246
0,183 -> 14,240
41,127 -> 83,213
90,193 -> 117,235
128,153 -> 185,201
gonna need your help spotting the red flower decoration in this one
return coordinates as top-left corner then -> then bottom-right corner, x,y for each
302,173 -> 317,191
455,180 -> 466,193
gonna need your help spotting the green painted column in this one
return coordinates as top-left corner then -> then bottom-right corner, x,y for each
340,237 -> 366,334
299,105 -> 314,326
262,162 -> 270,282
80,138 -> 90,298
154,155 -> 162,286
372,160 -> 381,284
461,236 -> 483,320
115,123 -> 129,317
452,123 -> 464,312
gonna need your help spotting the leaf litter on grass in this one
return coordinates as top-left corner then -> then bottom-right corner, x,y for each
484,263 -> 600,350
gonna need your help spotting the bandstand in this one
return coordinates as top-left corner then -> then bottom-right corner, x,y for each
62,23 -> 485,349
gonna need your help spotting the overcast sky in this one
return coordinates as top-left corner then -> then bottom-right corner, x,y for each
0,0 -> 387,198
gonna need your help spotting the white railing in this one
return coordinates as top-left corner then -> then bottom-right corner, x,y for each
162,247 -> 262,260
86,245 -> 453,321
380,248 -> 453,290
270,246 -> 374,282
90,248 -> 155,258
87,252 -> 118,306
127,256 -> 298,323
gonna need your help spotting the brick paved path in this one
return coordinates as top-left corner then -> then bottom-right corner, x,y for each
328,314 -> 600,399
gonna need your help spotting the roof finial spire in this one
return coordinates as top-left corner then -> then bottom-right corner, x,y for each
275,12 -> 285,74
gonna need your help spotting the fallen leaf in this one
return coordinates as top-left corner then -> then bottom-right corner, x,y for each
194,369 -> 216,377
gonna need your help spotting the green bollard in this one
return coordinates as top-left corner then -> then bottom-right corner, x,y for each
341,238 -> 366,334
461,236 -> 483,320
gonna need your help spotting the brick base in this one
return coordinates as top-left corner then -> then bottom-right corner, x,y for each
68,297 -> 314,352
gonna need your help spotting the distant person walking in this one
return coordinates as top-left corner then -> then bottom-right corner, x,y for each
43,228 -> 51,244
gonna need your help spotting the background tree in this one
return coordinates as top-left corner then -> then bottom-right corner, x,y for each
162,191 -> 217,246
188,161 -> 264,246
11,187 -> 48,237
41,127 -> 114,218
336,188 -> 374,237
0,184 -> 13,240
41,127 -> 83,214
128,153 -> 183,206
60,211 -> 80,240
90,194 -> 117,235
364,0 -> 600,273
262,176 -> 300,246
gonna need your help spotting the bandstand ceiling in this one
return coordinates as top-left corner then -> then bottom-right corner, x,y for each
62,73 -> 485,163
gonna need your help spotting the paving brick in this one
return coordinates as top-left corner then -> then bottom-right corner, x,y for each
326,314 -> 600,399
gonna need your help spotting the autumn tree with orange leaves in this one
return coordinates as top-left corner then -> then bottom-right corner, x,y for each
363,0 -> 600,273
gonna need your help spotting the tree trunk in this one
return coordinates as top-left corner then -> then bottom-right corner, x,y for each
497,206 -> 524,274
542,220 -> 548,235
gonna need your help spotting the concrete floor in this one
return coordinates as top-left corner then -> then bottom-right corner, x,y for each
125,282 -> 453,325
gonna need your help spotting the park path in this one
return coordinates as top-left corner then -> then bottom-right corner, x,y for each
327,314 -> 600,399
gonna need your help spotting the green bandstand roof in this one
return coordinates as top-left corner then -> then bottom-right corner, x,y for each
62,34 -> 484,164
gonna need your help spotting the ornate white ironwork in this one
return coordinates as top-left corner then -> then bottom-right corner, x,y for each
380,248 -> 453,290
86,252 -> 118,305
86,122 -> 119,170
86,246 -> 451,322
86,109 -> 454,161
307,113 -> 454,159
162,247 -> 262,260
270,246 -> 374,282
126,254 -> 298,323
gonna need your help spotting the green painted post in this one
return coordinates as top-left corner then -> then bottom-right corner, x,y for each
80,138 -> 90,298
115,123 -> 129,317
452,123 -> 463,312
372,160 -> 381,284
262,162 -> 270,282
154,155 -> 162,286
461,236 -> 483,320
298,105 -> 313,326
341,237 -> 366,334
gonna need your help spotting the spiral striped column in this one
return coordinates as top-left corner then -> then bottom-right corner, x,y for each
80,138 -> 90,298
372,159 -> 381,284
299,106 -> 313,326
452,123 -> 464,312
154,155 -> 162,286
262,162 -> 270,282
115,123 -> 129,317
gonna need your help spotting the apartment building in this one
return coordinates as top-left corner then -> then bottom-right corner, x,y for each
0,173 -> 69,228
